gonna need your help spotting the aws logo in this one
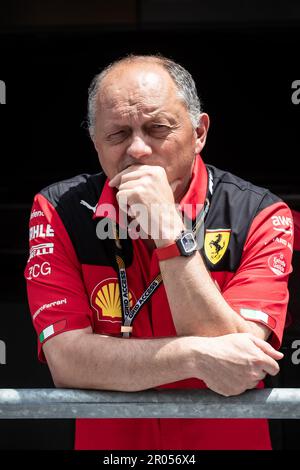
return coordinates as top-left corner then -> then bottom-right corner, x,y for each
91,278 -> 136,323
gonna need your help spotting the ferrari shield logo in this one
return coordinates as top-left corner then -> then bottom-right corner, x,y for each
204,229 -> 231,265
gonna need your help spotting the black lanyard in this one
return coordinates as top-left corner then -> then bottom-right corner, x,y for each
115,167 -> 213,337
116,254 -> 162,337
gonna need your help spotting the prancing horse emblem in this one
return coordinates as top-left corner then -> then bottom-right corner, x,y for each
204,229 -> 231,265
209,233 -> 225,255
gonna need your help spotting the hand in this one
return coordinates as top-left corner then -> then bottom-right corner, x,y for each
191,333 -> 283,396
109,165 -> 184,244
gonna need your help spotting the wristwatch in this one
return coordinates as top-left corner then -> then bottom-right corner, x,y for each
155,230 -> 198,261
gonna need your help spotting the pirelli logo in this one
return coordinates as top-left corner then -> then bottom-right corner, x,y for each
28,242 -> 54,261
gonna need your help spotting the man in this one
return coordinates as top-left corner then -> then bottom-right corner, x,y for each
25,55 -> 294,450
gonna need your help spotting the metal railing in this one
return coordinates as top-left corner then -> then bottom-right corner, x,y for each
0,388 -> 300,419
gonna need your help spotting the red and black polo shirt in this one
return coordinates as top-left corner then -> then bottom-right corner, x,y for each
24,155 -> 294,450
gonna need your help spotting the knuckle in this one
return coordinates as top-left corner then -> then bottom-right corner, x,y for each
143,175 -> 151,186
154,166 -> 164,177
269,364 -> 280,376
249,357 -> 261,370
249,371 -> 260,381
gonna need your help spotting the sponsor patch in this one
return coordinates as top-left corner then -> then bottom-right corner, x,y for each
271,215 -> 293,227
80,199 -> 97,213
33,298 -> 67,321
26,261 -> 51,280
28,242 -> 54,261
90,278 -> 136,323
29,224 -> 54,241
39,319 -> 67,343
268,253 -> 287,276
271,215 -> 293,237
271,236 -> 293,252
204,229 -> 231,265
30,209 -> 45,220
240,308 -> 276,328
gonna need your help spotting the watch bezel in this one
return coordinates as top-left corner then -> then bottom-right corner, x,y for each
176,231 -> 198,256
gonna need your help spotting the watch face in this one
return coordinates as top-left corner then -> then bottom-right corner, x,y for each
181,232 -> 197,254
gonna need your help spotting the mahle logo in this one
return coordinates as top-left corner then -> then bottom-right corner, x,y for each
0,339 -> 6,365
0,80 -> 6,104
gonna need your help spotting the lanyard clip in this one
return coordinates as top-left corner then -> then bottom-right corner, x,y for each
121,325 -> 133,338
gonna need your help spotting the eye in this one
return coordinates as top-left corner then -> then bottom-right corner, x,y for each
152,124 -> 167,129
112,130 -> 125,136
149,124 -> 170,135
107,129 -> 129,143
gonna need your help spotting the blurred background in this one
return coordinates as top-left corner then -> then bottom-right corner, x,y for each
0,0 -> 299,450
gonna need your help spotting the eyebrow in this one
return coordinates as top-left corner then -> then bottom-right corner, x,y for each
104,112 -> 177,130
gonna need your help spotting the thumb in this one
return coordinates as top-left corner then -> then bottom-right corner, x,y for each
251,335 -> 284,360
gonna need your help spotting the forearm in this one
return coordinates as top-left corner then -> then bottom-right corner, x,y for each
159,251 -> 250,336
46,331 -> 195,391
44,328 -> 283,396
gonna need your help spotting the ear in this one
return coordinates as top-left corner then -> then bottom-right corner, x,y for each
194,113 -> 210,155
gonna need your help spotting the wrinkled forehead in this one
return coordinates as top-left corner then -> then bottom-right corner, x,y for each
97,64 -> 180,112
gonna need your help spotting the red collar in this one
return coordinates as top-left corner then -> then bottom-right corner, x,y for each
93,155 -> 208,225
178,154 -> 208,220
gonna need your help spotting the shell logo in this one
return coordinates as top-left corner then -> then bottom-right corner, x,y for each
91,278 -> 135,322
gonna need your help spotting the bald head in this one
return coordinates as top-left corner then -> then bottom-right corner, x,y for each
87,55 -> 202,138
97,62 -> 178,118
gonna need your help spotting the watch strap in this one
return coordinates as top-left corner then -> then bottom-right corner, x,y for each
155,241 -> 181,261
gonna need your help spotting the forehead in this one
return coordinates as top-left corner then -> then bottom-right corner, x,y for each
97,63 -> 182,117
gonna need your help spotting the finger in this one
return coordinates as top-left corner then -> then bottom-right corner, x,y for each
115,190 -> 131,212
127,205 -> 136,219
261,360 -> 280,377
252,371 -> 267,382
117,180 -> 143,192
109,164 -> 145,188
254,353 -> 280,376
250,335 -> 284,360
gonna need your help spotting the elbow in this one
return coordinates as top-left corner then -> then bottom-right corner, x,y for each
42,343 -> 72,389
42,328 -> 91,389
52,374 -> 68,389
48,362 -> 70,389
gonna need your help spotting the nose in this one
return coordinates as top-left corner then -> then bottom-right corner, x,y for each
126,134 -> 152,160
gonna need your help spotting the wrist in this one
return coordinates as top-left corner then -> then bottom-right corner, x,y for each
180,336 -> 201,378
154,218 -> 185,248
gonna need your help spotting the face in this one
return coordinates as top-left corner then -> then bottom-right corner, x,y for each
92,63 -> 209,200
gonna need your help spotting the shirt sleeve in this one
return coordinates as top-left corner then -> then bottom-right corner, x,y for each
24,193 -> 93,362
222,201 -> 294,349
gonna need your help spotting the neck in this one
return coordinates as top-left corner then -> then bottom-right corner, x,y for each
142,237 -> 156,253
174,160 -> 195,203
